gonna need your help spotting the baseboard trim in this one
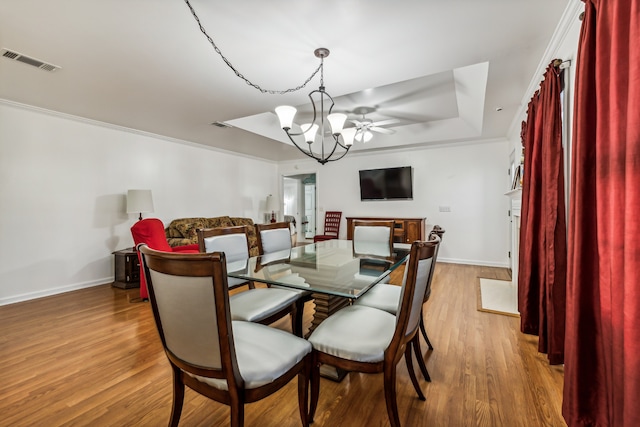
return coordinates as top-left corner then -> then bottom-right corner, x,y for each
437,257 -> 510,269
0,278 -> 111,306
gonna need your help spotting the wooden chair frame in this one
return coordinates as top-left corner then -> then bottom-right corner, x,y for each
309,239 -> 439,427
254,221 -> 311,336
351,219 -> 395,257
197,225 -> 303,336
139,246 -> 311,427
254,221 -> 292,255
313,211 -> 342,242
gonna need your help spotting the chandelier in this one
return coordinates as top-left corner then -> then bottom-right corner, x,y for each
182,2 -> 355,164
275,48 -> 356,165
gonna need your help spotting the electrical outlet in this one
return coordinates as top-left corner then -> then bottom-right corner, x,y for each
438,206 -> 451,212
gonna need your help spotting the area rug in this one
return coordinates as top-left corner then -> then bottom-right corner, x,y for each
477,278 -> 519,317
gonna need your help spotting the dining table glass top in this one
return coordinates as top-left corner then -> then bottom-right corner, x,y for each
227,239 -> 410,299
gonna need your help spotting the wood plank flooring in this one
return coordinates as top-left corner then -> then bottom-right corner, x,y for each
0,263 -> 566,426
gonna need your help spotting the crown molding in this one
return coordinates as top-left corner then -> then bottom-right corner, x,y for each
507,0 -> 584,138
0,98 -> 278,165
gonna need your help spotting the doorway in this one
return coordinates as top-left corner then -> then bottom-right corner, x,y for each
283,173 -> 317,243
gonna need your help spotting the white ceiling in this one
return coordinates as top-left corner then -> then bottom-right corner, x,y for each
0,0 -> 572,162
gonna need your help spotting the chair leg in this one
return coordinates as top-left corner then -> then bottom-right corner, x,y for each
412,336 -> 431,382
404,345 -> 425,400
292,300 -> 305,337
309,356 -> 321,423
229,397 -> 244,427
298,357 -> 311,427
169,367 -> 185,427
419,310 -> 433,350
383,365 -> 402,427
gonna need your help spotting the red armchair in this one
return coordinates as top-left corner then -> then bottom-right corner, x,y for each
130,218 -> 199,300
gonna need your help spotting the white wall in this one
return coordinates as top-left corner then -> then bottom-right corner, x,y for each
0,101 -> 279,305
279,139 -> 511,267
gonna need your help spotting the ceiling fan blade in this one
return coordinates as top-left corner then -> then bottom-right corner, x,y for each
370,126 -> 395,135
370,118 -> 400,127
376,110 -> 432,124
350,120 -> 364,127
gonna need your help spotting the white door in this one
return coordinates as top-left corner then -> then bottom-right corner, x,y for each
304,183 -> 316,238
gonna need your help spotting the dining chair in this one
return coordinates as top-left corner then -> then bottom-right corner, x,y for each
313,211 -> 342,242
352,219 -> 395,258
307,239 -> 439,427
255,222 -> 313,336
197,225 -> 305,337
354,228 -> 443,381
138,245 -> 312,427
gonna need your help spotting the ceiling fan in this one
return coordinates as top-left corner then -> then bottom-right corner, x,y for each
349,106 -> 397,143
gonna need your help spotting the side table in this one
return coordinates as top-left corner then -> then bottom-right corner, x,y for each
112,248 -> 140,289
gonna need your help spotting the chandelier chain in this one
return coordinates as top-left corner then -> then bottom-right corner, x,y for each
183,0 -> 322,95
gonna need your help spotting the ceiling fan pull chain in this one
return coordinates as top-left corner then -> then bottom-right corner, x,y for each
183,0 -> 321,95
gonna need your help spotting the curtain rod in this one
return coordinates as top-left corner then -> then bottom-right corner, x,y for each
553,59 -> 572,70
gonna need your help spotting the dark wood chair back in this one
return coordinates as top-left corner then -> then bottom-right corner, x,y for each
313,211 -> 342,242
254,222 -> 292,255
138,245 -> 311,426
352,219 -> 395,258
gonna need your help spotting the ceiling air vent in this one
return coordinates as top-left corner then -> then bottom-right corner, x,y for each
211,121 -> 233,128
1,48 -> 61,72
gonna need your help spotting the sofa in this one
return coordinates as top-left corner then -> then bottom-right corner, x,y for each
165,216 -> 259,256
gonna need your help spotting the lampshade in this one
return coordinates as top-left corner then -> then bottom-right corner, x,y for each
266,194 -> 279,212
126,189 -> 154,220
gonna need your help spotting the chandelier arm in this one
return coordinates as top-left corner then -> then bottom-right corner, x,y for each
283,131 -> 326,161
183,0 -> 321,94
322,146 -> 351,163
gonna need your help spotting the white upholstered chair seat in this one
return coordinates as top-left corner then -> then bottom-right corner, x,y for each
230,288 -> 301,322
354,283 -> 401,315
191,321 -> 312,390
308,305 -> 396,363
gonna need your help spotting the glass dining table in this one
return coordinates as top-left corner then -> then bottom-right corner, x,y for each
227,239 -> 410,381
226,239 -> 410,334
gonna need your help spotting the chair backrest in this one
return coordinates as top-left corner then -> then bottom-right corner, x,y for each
425,225 -> 445,300
138,245 -> 236,384
131,218 -> 173,252
322,211 -> 342,237
352,219 -> 395,257
197,226 -> 250,263
255,222 -> 292,255
388,236 -> 440,354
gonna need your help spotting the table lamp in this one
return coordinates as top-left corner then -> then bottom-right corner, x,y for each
266,194 -> 279,223
127,189 -> 154,221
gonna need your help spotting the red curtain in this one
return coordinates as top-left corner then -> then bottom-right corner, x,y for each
517,62 -> 567,365
563,0 -> 640,426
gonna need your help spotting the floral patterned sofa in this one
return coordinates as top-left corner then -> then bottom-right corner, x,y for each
165,216 -> 259,256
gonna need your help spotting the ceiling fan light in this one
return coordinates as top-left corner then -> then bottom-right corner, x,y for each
275,105 -> 297,130
301,123 -> 319,143
327,113 -> 347,135
355,130 -> 373,143
341,127 -> 356,146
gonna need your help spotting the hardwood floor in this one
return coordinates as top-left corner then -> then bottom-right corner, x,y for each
0,263 -> 566,426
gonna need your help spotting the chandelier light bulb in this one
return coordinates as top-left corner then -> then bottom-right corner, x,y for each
301,123 -> 319,143
275,106 -> 297,130
327,113 -> 347,135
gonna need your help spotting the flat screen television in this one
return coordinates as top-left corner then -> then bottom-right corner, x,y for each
359,166 -> 413,201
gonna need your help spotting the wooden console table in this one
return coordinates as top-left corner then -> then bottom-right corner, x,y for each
346,216 -> 426,243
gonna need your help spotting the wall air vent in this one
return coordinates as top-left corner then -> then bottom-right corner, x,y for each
1,48 -> 61,72
211,121 -> 233,128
